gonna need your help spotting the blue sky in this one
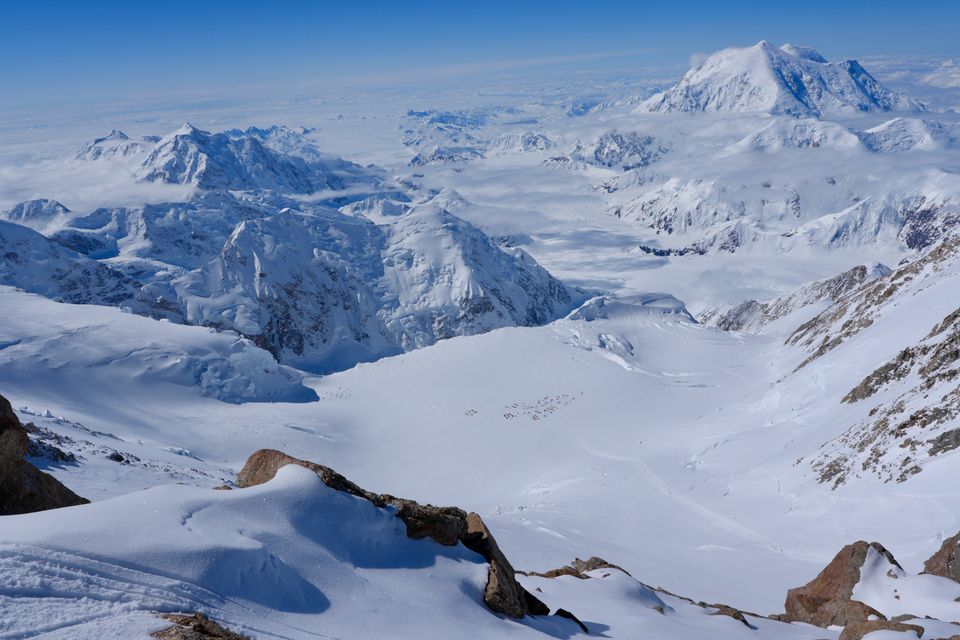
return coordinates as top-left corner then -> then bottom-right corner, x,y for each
2,0 -> 958,109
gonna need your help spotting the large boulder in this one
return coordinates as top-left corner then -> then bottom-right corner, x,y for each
236,449 -> 548,618
782,541 -> 897,627
463,512 -> 549,617
0,393 -> 88,515
923,532 -> 960,582
838,619 -> 923,640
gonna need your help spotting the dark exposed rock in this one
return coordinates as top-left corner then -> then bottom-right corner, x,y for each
523,556 -> 631,580
462,512 -> 549,617
554,608 -> 589,633
810,299 -> 960,487
709,264 -> 881,334
837,619 -> 923,640
151,613 -> 249,640
236,448 -> 549,618
0,393 -> 89,515
923,532 -> 960,583
653,583 -> 768,626
710,604 -> 758,629
782,541 -> 898,627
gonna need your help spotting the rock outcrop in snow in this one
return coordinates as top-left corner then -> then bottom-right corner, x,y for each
236,449 -> 550,619
152,613 -> 249,640
0,392 -> 88,515
643,41 -> 920,118
782,541 -> 897,627
923,532 -> 960,583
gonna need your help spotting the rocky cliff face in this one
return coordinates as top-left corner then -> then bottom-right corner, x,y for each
704,263 -> 889,333
0,393 -> 88,515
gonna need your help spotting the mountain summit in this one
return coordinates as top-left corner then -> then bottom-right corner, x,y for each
136,123 -> 380,194
644,40 -> 920,118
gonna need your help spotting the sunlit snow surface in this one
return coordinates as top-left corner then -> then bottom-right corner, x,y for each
1,42 -> 960,638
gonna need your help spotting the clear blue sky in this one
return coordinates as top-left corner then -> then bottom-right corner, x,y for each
2,0 -> 958,109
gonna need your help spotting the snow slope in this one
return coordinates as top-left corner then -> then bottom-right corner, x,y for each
0,286 -> 314,405
0,219 -> 140,306
0,465 -> 839,639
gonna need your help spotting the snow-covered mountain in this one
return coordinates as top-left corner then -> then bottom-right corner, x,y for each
785,234 -> 960,486
165,204 -> 573,372
549,131 -> 668,171
0,219 -> 140,306
1,198 -> 71,231
701,262 -> 891,333
643,41 -> 920,118
6,40 -> 960,640
76,129 -> 151,161
4,132 -> 574,374
858,117 -> 960,152
732,118 -> 861,152
488,131 -> 554,154
136,123 -> 381,194
0,287 -> 315,404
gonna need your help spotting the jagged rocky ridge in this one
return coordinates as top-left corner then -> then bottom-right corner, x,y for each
701,263 -> 890,333
779,234 -> 960,486
0,393 -> 88,515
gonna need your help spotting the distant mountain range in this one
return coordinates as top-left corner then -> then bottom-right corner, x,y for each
0,124 -> 575,374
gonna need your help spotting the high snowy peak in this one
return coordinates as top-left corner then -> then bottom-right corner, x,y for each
643,40 -> 920,118
224,124 -> 326,161
76,129 -> 151,161
136,123 -> 381,195
1,198 -> 71,231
